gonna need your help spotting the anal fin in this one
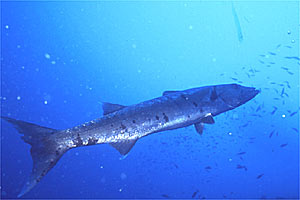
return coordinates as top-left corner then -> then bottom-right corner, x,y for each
110,139 -> 137,155
194,123 -> 204,135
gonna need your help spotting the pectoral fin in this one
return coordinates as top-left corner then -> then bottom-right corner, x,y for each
110,139 -> 137,155
201,113 -> 215,124
194,123 -> 204,135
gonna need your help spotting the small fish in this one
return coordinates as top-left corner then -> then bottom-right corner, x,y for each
271,107 -> 278,115
256,105 -> 261,112
237,152 -> 246,155
284,45 -> 292,48
236,164 -> 247,171
281,67 -> 289,71
192,190 -> 199,198
258,60 -> 265,64
231,77 -> 238,81
241,123 -> 249,127
287,71 -> 294,75
268,52 -> 277,55
231,3 -> 243,42
280,143 -> 288,147
269,62 -> 275,65
284,56 -> 300,61
269,130 -> 275,138
205,166 -> 212,170
162,194 -> 170,198
284,81 -> 291,88
256,174 -> 264,179
291,128 -> 299,133
276,44 -> 281,48
280,88 -> 285,97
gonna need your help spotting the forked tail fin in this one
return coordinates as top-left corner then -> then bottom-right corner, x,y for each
1,117 -> 68,197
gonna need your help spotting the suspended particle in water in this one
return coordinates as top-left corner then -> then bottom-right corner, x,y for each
228,132 -> 232,136
17,96 -> 21,100
291,39 -> 295,43
44,100 -> 48,105
189,25 -> 193,30
282,114 -> 286,118
100,177 -> 106,183
287,30 -> 291,35
120,172 -> 127,180
5,25 -> 9,29
132,44 -> 137,49
51,60 -> 56,65
45,53 -> 51,59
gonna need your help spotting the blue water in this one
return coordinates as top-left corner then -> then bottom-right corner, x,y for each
1,1 -> 299,199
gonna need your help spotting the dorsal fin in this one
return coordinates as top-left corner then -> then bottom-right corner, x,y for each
110,139 -> 137,155
210,87 -> 218,101
102,102 -> 126,115
163,91 -> 180,96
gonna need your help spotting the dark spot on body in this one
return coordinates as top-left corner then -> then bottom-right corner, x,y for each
156,115 -> 160,120
163,113 -> 169,122
111,124 -> 114,127
120,123 -> 126,130
132,120 -> 136,123
188,115 -> 191,118
181,94 -> 188,100
41,169 -> 47,176
55,150 -> 59,155
193,102 -> 198,107
88,138 -> 97,145
73,134 -> 83,146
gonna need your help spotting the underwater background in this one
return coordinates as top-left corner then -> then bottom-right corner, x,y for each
1,1 -> 299,199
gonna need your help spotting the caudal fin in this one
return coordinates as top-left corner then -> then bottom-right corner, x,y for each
1,117 -> 68,197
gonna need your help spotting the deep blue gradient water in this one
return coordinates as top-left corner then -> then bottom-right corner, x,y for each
1,1 -> 299,199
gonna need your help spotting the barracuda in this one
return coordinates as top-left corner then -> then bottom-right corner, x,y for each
2,83 -> 259,197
